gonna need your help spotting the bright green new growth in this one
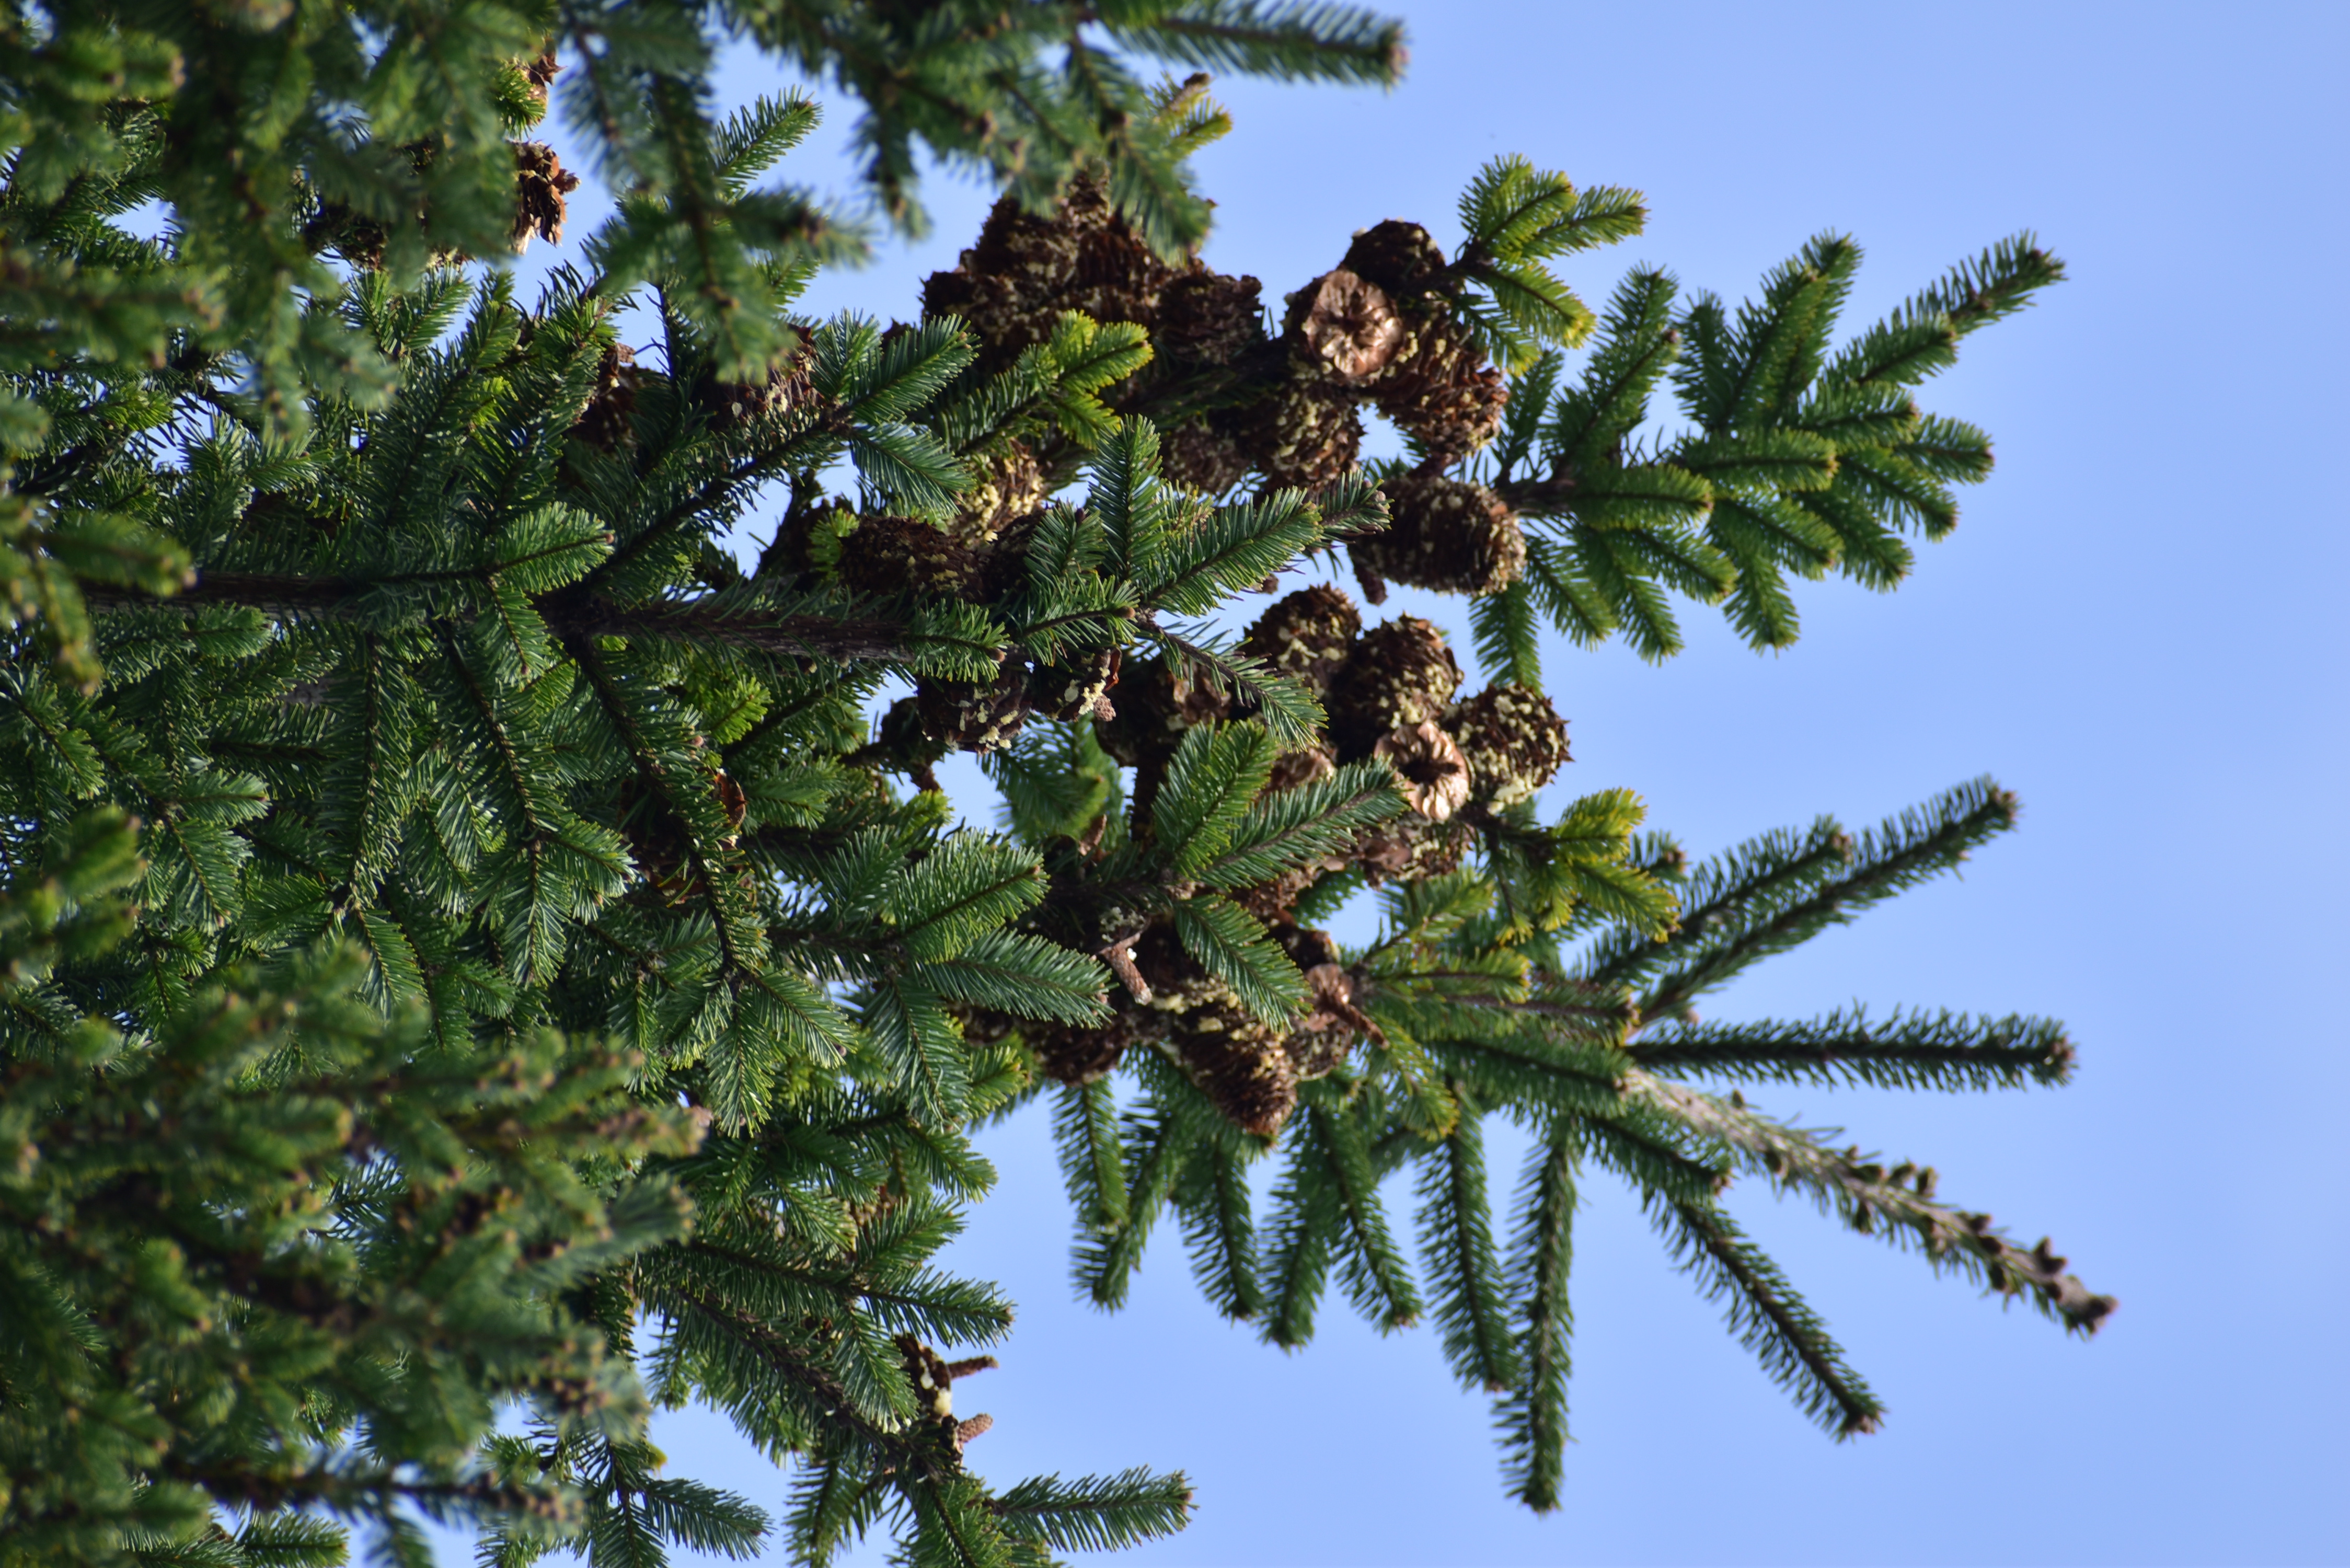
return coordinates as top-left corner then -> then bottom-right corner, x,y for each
2,2 -> 2108,1563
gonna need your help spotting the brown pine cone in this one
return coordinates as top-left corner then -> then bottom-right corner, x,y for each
1093,654 -> 1229,768
1284,268 -> 1405,385
1239,584 -> 1361,696
1340,220 -> 1453,305
1025,644 -> 1121,723
1159,416 -> 1255,495
1374,721 -> 1471,823
1374,314 -> 1507,461
955,441 -> 1045,543
1326,615 -> 1463,759
833,515 -> 989,602
913,661 -> 1030,752
1027,1009 -> 1144,1086
1241,379 -> 1364,490
1170,999 -> 1297,1136
1157,269 -> 1266,367
512,141 -> 581,250
1351,811 -> 1471,886
1444,684 -> 1571,809
1352,472 -> 1525,597
572,343 -> 651,451
1276,927 -> 1369,1081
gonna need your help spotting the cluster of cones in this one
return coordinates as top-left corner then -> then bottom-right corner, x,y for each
1008,584 -> 1569,1136
918,181 -> 1534,605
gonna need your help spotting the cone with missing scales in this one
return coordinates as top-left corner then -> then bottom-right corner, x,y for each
511,142 -> 581,250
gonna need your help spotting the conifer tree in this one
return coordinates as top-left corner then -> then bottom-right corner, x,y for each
1,3 -> 2112,1563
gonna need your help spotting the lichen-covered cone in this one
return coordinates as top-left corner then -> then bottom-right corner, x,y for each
1159,417 -> 1255,496
955,441 -> 1045,544
834,515 -> 989,602
1352,472 -> 1525,596
1274,926 -> 1365,1081
1157,269 -> 1266,367
696,350 -> 813,432
1351,811 -> 1470,886
1024,644 -> 1121,723
914,661 -> 1030,752
1027,1009 -> 1143,1086
1241,378 -> 1364,490
1326,615 -> 1464,759
1239,584 -> 1361,696
1444,684 -> 1571,809
1373,313 -> 1507,461
1170,999 -> 1298,1136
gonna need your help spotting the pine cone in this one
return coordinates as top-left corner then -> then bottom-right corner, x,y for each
1352,472 -> 1524,597
1326,615 -> 1462,759
572,343 -> 651,451
1024,644 -> 1121,724
1277,927 -> 1367,1081
833,515 -> 989,602
1157,269 -> 1266,367
1443,684 -> 1570,809
1374,721 -> 1471,822
1093,654 -> 1228,769
1241,379 -> 1363,490
1374,314 -> 1506,461
1170,999 -> 1297,1136
955,441 -> 1045,543
1028,1009 -> 1143,1086
1351,811 -> 1470,886
913,661 -> 1030,752
1239,584 -> 1361,696
1159,416 -> 1255,495
512,142 -> 580,250
1340,220 -> 1452,305
303,202 -> 388,270
1129,924 -> 1299,1136
1285,267 -> 1405,385
1229,745 -> 1344,925
696,345 -> 812,432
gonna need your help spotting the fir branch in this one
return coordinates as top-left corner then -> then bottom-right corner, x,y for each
1648,1194 -> 1886,1438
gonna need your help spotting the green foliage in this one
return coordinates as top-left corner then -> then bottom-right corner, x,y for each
0,2 -> 2106,1560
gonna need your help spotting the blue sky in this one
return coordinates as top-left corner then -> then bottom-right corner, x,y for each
445,3 -> 2349,1562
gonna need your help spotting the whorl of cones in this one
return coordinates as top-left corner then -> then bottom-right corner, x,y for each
1443,683 -> 1571,809
920,175 -> 1180,377
1276,221 -> 1507,464
1326,614 -> 1462,759
1352,472 -> 1525,598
